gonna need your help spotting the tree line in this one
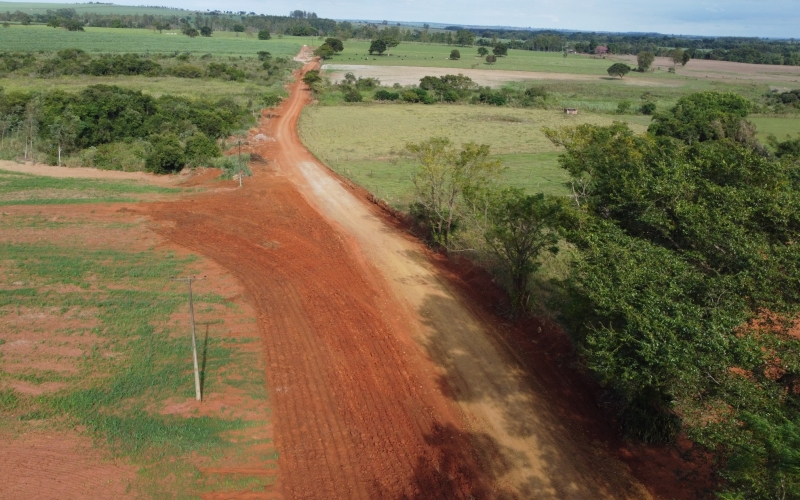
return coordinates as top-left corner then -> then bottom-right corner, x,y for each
398,92 -> 800,499
0,85 -> 255,172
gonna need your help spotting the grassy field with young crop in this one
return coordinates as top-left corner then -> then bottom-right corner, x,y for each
0,24 -> 305,57
299,104 -> 649,205
0,172 -> 275,497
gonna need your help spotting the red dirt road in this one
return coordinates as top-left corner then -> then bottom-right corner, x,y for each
143,60 -> 665,498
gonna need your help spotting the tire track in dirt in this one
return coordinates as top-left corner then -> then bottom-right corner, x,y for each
142,57 -> 677,499
145,161 -> 489,498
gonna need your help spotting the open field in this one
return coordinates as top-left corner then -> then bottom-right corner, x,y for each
325,41 -> 800,88
0,1 -> 191,16
0,170 -> 277,498
0,73 -> 272,104
0,24 -> 306,57
299,104 -> 649,205
330,40 -> 626,74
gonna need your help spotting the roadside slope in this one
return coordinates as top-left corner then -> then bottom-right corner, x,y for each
268,61 -> 652,498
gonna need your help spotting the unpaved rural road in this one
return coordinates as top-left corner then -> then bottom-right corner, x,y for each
145,59 -> 661,498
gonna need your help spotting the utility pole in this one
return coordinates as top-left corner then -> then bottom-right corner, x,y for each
237,139 -> 243,188
171,275 -> 206,401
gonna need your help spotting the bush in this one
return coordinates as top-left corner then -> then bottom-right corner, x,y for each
145,135 -> 185,174
616,101 -> 632,114
478,90 -> 506,106
640,102 -> 657,115
170,64 -> 203,78
257,29 -> 271,40
374,89 -> 400,101
450,49 -> 460,60
184,133 -> 220,165
343,88 -> 363,103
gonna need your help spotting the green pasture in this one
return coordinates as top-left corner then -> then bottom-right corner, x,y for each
0,24 -> 305,57
330,40 -> 623,75
299,104 -> 650,206
0,73 -> 270,103
0,1 -> 190,16
0,169 -> 178,205
751,116 -> 800,141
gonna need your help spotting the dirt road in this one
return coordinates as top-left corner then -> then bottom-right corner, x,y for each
143,60 -> 669,498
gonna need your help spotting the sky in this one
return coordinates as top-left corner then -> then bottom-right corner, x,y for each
40,0 -> 800,37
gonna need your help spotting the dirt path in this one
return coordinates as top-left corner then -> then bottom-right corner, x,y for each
138,61 -> 682,498
0,160 -> 182,186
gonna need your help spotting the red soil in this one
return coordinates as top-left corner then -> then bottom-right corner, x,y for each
0,432 -> 135,500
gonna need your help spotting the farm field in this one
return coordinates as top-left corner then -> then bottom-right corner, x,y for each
0,1 -> 191,16
0,168 -> 276,498
0,73 -> 270,104
0,24 -> 306,57
299,104 -> 649,205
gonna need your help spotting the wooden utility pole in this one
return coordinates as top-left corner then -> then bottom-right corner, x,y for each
171,275 -> 206,401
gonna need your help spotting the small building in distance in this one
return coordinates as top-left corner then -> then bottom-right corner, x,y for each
564,108 -> 578,115
594,45 -> 609,55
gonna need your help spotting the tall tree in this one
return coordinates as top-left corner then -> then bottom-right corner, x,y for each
636,51 -> 655,71
482,189 -> 561,316
407,138 -> 502,250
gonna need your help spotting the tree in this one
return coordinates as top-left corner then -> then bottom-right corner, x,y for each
48,113 -> 79,166
455,29 -> 475,47
636,51 -> 655,71
407,138 -> 502,250
302,69 -> 322,86
681,50 -> 691,66
62,19 -> 84,31
477,47 -> 489,57
200,26 -> 212,37
314,44 -> 334,59
669,48 -> 684,67
324,37 -> 344,52
648,91 -> 754,144
483,189 -> 561,316
257,51 -> 271,61
182,26 -> 199,38
607,62 -> 631,78
449,49 -> 460,60
486,54 -> 497,64
233,24 -> 245,33
257,29 -> 271,40
369,39 -> 387,55
492,45 -> 508,57
545,120 -> 800,499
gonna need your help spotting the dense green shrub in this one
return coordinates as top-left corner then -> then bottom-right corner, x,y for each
145,134 -> 184,173
184,133 -> 220,165
343,88 -> 363,103
374,89 -> 400,101
478,90 -> 507,106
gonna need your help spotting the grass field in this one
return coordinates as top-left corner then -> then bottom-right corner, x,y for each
0,173 -> 275,497
751,116 -> 800,141
0,169 -> 178,205
330,40 -> 629,75
299,104 -> 650,205
0,72 -> 273,103
0,1 -> 191,16
0,24 -> 306,57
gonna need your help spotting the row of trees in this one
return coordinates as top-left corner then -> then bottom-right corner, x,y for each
0,85 -> 252,170
401,92 -> 800,498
